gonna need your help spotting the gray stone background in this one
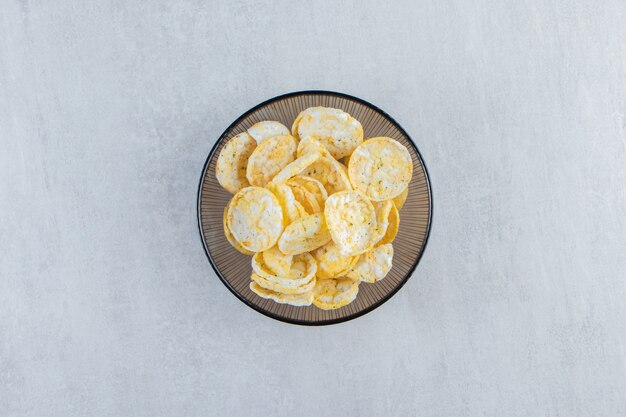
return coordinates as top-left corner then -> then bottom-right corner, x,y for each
1,1 -> 625,416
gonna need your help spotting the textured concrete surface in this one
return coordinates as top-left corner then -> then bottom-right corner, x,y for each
2,1 -> 626,416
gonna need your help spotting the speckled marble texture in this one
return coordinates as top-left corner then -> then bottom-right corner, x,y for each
1,1 -> 625,416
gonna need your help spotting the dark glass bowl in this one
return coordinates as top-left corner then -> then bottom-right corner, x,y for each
198,91 -> 432,325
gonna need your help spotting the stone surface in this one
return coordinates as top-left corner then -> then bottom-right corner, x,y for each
1,1 -> 625,416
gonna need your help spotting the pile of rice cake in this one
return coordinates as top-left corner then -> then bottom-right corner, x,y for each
216,106 -> 412,309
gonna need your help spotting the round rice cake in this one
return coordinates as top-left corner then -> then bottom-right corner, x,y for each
247,121 -> 290,144
392,186 -> 409,210
250,282 -> 313,307
291,111 -> 304,141
282,252 -> 317,288
348,137 -> 412,201
300,156 -> 352,195
312,278 -> 360,310
324,191 -> 377,256
252,252 -> 316,288
296,137 -> 331,158
288,182 -> 321,214
223,204 -> 253,255
278,212 -> 332,255
378,201 -> 399,245
251,273 -> 315,295
346,243 -> 394,283
312,240 -> 359,279
265,181 -> 307,224
262,245 -> 293,277
215,132 -> 257,194
294,107 -> 363,160
371,200 -> 393,246
246,134 -> 297,187
271,152 -> 320,183
227,186 -> 284,252
287,175 -> 328,209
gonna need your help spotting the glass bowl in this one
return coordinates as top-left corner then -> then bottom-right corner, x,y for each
198,91 -> 432,325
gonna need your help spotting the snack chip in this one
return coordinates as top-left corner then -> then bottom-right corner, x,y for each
324,191 -> 377,256
262,245 -> 293,277
312,240 -> 359,279
300,156 -> 352,195
251,273 -> 315,295
348,137 -> 412,201
296,137 -> 331,158
247,121 -> 290,144
216,132 -> 257,194
250,282 -> 314,306
271,152 -> 320,183
266,181 -> 307,224
291,112 -> 304,141
252,252 -> 316,288
378,201 -> 399,245
346,243 -> 393,283
288,182 -> 322,214
227,186 -> 284,252
278,212 -> 332,255
312,278 -> 360,310
293,107 -> 363,159
223,204 -> 254,255
246,134 -> 297,187
392,186 -> 408,210
371,200 -> 393,246
286,175 -> 328,210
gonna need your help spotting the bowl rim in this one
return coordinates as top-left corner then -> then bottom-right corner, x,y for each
197,90 -> 433,326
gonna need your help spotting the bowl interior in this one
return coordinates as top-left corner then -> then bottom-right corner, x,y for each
198,92 -> 431,325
